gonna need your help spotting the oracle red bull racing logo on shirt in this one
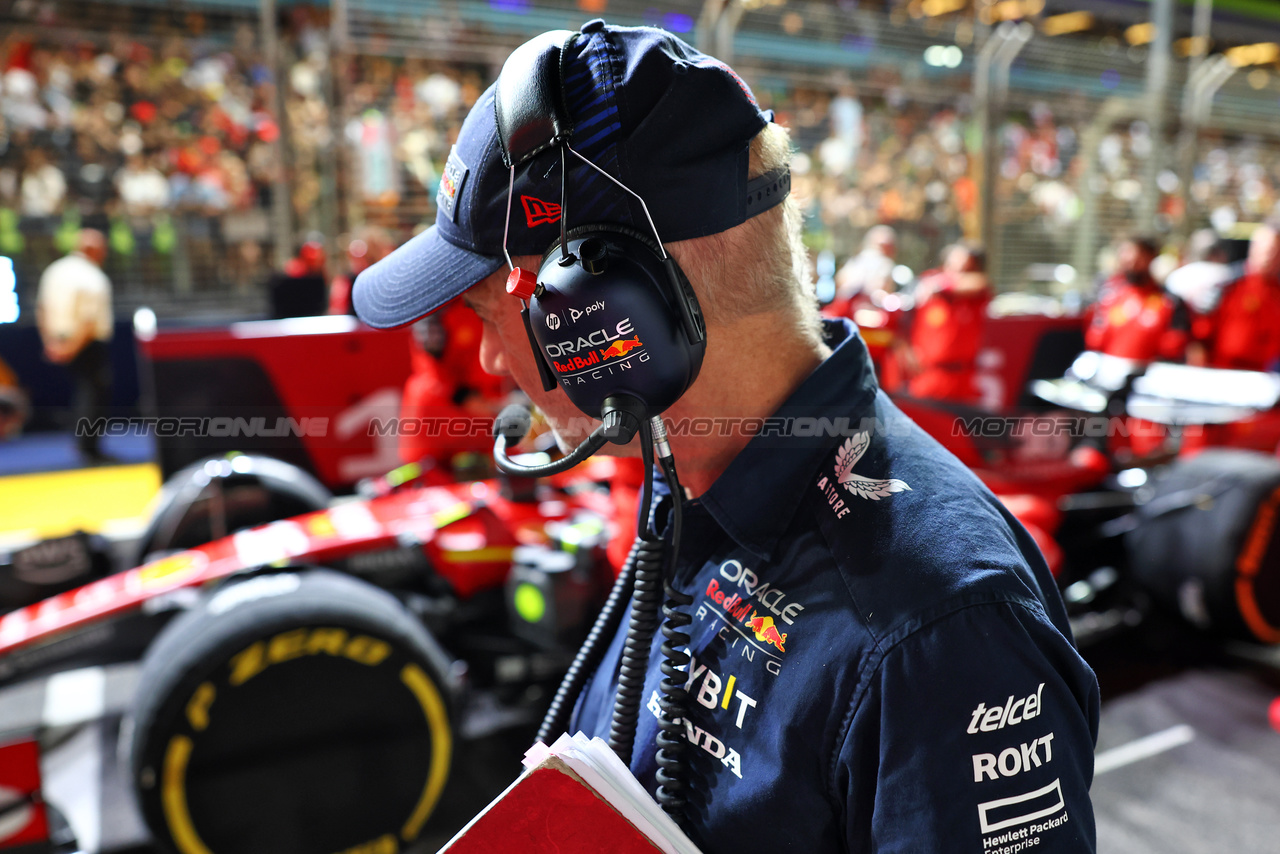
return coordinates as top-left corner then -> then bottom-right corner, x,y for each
696,559 -> 805,674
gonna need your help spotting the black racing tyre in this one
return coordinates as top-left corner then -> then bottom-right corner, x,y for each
1126,449 -> 1280,643
127,570 -> 455,854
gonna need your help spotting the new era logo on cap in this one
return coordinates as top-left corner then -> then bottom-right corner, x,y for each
522,195 -> 562,228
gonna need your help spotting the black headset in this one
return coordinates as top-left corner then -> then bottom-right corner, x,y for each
488,28 -> 712,828
493,29 -> 707,428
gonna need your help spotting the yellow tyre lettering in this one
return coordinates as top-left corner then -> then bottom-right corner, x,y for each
306,627 -> 350,656
399,663 -> 452,842
227,641 -> 267,687
344,635 -> 392,667
161,736 -> 213,854
185,683 -> 216,732
267,628 -> 309,665
334,834 -> 398,854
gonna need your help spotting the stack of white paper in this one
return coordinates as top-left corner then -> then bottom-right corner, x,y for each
523,733 -> 703,854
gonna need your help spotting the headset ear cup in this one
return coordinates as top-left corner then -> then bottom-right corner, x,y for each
529,230 -> 705,419
541,223 -> 704,345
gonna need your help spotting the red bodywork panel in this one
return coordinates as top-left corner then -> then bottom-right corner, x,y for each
137,317 -> 415,488
0,739 -> 49,849
0,479 -> 611,657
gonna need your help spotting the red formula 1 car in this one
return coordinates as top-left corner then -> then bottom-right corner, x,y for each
0,453 -> 628,854
895,350 -> 1280,649
8,313 -> 1280,854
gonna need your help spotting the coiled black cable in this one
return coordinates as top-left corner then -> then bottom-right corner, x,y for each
654,453 -> 693,826
533,416 -> 694,829
608,419 -> 663,764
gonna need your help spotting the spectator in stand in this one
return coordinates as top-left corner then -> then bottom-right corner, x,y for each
116,152 -> 169,217
1191,222 -> 1280,372
1164,228 -> 1240,316
19,147 -> 65,271
20,147 -> 65,218
36,229 -> 114,463
1086,236 -> 1190,363
905,242 -> 992,404
1,67 -> 47,132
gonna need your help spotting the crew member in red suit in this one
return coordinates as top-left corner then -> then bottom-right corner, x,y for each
905,242 -> 992,404
1191,222 -> 1280,372
284,240 -> 326,278
330,228 -> 394,316
399,299 -> 510,479
1182,223 -> 1280,455
1085,236 -> 1190,362
823,226 -> 905,388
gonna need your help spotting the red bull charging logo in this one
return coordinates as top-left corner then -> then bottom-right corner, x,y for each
745,615 -> 787,652
600,336 -> 643,361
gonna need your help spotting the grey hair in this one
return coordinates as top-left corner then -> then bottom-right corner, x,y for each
666,123 -> 823,347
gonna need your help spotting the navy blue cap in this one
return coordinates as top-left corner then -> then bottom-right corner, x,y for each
353,20 -> 784,329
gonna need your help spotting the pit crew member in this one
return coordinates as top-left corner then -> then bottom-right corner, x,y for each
905,242 -> 992,404
1190,222 -> 1280,372
1085,236 -> 1190,363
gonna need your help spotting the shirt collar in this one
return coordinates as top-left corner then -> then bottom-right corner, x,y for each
695,318 -> 878,561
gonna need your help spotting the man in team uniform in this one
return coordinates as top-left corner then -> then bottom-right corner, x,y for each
1084,237 -> 1191,457
905,242 -> 992,404
1192,223 -> 1280,372
1086,236 -> 1190,363
398,298 -> 510,477
354,22 -> 1098,853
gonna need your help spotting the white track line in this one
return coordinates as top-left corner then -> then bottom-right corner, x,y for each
1094,724 -> 1195,775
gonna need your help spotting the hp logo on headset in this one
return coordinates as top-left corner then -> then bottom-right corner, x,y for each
545,313 -> 561,330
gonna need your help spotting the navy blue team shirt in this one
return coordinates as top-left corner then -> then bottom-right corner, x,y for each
570,318 -> 1100,854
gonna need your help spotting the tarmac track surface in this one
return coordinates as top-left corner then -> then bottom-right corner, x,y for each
1087,631 -> 1280,854
6,628 -> 1280,853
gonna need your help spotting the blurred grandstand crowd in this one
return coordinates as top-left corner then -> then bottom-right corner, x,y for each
1,18 -> 282,295
3,2 -> 1280,311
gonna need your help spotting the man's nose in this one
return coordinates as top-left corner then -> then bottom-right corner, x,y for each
478,323 -> 510,377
